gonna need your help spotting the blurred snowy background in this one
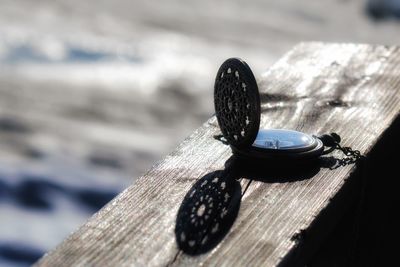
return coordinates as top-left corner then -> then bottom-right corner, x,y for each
1,0 -> 400,266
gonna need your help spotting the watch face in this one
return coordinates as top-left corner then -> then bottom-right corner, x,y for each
214,58 -> 260,149
232,128 -> 324,161
253,129 -> 317,151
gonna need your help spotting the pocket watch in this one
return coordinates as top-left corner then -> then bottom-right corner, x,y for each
214,58 -> 324,163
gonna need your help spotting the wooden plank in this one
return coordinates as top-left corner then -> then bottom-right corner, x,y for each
35,43 -> 400,266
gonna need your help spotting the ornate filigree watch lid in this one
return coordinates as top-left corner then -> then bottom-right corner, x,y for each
214,58 -> 261,149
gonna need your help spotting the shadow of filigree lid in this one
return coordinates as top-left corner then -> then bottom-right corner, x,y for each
214,58 -> 261,149
175,171 -> 241,255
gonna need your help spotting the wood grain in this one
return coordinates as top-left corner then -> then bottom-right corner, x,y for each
35,43 -> 400,266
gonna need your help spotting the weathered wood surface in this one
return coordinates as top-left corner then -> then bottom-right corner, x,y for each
35,43 -> 400,266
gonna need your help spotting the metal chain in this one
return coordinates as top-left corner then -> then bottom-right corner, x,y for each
319,133 -> 364,169
335,144 -> 363,167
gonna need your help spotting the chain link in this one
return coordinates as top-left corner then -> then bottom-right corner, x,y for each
336,144 -> 363,166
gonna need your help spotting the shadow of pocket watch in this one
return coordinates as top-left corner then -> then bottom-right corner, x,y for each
214,58 -> 361,165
